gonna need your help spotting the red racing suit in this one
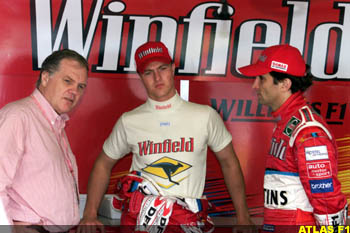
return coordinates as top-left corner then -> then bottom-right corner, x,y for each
263,92 -> 348,231
113,171 -> 214,233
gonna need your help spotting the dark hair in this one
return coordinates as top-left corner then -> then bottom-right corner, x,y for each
270,65 -> 313,93
36,49 -> 89,88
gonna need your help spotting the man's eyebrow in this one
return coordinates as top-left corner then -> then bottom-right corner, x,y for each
63,75 -> 73,80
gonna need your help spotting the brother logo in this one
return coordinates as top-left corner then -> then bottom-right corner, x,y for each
311,182 -> 332,189
309,178 -> 334,193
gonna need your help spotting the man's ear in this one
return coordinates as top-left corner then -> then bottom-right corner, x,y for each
171,63 -> 176,74
41,71 -> 50,87
281,78 -> 292,92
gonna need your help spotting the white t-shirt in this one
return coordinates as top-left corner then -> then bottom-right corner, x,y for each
103,93 -> 232,198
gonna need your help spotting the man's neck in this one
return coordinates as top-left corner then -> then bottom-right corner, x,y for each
272,92 -> 292,112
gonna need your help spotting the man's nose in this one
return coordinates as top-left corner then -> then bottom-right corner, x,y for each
68,85 -> 79,96
252,77 -> 259,89
154,70 -> 161,81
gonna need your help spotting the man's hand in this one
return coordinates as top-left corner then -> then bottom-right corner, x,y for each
237,216 -> 255,225
233,217 -> 258,233
12,226 -> 40,233
232,225 -> 259,233
76,217 -> 105,233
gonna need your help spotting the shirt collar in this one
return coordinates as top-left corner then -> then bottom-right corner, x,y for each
146,91 -> 183,112
32,89 -> 69,130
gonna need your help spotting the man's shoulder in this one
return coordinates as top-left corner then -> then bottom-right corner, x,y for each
0,96 -> 34,128
183,100 -> 214,112
184,101 -> 221,121
288,105 -> 333,147
0,96 -> 33,116
291,105 -> 328,128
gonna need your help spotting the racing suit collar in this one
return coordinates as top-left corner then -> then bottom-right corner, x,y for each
272,91 -> 306,123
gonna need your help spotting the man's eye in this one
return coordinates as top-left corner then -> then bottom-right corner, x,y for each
78,84 -> 86,90
64,79 -> 71,83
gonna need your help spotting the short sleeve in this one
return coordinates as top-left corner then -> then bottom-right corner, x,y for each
207,107 -> 232,152
103,114 -> 131,160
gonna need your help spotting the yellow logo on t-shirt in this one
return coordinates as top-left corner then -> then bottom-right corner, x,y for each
142,157 -> 191,188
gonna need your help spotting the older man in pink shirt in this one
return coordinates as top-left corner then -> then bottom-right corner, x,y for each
0,49 -> 88,232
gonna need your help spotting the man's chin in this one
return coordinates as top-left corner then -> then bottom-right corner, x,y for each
257,99 -> 266,106
59,105 -> 75,114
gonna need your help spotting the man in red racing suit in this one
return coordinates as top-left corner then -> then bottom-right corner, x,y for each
263,92 -> 348,229
239,44 -> 348,232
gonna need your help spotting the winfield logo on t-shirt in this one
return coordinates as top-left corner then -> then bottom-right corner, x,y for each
138,138 -> 194,156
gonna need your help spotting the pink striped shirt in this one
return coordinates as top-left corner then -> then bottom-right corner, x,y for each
0,89 -> 79,230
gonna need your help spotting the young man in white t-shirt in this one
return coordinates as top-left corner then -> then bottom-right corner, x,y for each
79,41 -> 253,232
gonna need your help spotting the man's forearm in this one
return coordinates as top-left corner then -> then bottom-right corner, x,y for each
83,167 -> 110,218
220,161 -> 250,223
83,154 -> 115,218
215,143 -> 251,224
